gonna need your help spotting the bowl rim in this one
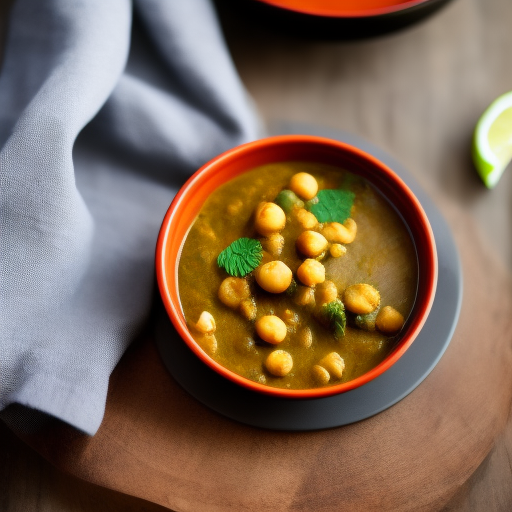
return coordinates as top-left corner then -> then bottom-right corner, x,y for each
156,134 -> 438,399
254,0 -> 436,18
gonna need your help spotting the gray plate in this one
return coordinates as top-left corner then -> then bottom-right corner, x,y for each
154,124 -> 462,431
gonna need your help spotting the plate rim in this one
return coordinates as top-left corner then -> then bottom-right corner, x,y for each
154,125 -> 462,431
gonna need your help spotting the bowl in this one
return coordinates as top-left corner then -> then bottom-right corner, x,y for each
216,0 -> 454,39
255,0 -> 446,18
156,135 -> 438,399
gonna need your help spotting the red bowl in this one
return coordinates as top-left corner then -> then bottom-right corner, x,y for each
156,135 -> 438,398
216,0 -> 453,39
257,0 -> 439,18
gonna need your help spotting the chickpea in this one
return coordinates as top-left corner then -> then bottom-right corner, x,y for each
296,231 -> 328,258
254,202 -> 286,236
226,198 -> 243,216
329,244 -> 347,258
297,259 -> 325,287
197,222 -> 216,241
315,280 -> 338,306
265,350 -> 293,377
321,218 -> 357,244
281,308 -> 299,327
312,364 -> 330,385
376,306 -> 405,334
255,315 -> 287,344
298,327 -> 313,348
198,334 -> 217,355
294,285 -> 316,307
239,298 -> 257,321
255,260 -> 293,293
343,283 -> 380,315
289,172 -> 318,200
295,208 -> 318,230
319,352 -> 345,379
261,233 -> 285,257
194,311 -> 216,334
344,218 -> 357,238
218,277 -> 250,309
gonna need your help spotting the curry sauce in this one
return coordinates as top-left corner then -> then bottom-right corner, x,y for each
178,162 -> 417,390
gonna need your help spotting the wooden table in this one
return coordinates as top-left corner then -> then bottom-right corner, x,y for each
2,0 -> 512,509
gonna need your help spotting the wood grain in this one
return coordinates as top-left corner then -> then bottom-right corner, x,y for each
3,0 -> 512,509
218,0 -> 512,270
11,208 -> 512,511
0,421 -> 168,512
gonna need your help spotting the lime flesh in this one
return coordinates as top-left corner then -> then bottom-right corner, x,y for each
473,92 -> 512,188
488,107 -> 512,165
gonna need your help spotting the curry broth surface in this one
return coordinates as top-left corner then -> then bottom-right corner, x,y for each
178,162 -> 418,389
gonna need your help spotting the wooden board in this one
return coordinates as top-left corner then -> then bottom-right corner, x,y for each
3,0 -> 512,509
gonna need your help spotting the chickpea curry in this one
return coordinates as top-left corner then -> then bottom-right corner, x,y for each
178,162 -> 418,390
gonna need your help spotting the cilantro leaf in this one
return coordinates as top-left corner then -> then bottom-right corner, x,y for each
319,299 -> 346,340
217,238 -> 263,277
307,189 -> 354,223
354,306 -> 380,331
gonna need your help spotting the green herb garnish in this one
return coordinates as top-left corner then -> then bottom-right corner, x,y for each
217,238 -> 263,277
274,189 -> 304,213
306,189 -> 355,223
318,299 -> 347,340
354,306 -> 380,331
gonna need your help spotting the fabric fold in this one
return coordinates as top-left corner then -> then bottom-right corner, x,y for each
0,0 -> 260,435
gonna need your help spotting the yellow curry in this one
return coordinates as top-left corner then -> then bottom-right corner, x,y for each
178,162 -> 417,390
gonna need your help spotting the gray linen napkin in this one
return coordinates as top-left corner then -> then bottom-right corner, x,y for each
0,0 -> 260,435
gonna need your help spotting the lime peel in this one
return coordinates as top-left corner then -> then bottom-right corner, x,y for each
473,91 -> 512,188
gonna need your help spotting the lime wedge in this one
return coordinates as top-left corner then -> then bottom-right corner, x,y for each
472,91 -> 512,188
